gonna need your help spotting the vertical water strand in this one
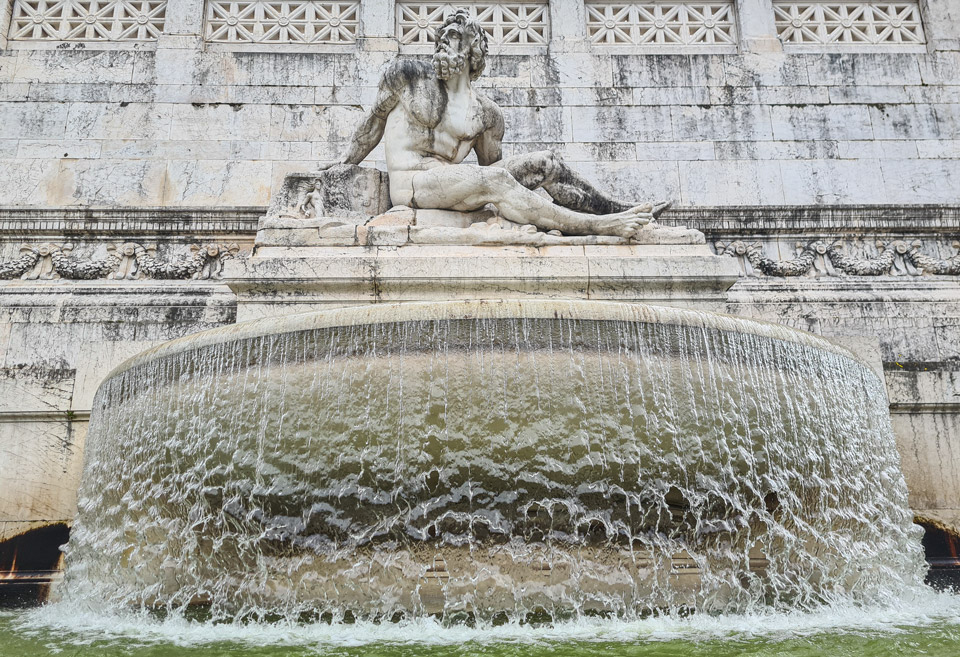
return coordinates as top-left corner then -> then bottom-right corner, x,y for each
60,303 -> 930,621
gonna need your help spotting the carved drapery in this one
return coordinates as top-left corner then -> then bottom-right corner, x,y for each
716,240 -> 960,278
2,242 -> 242,281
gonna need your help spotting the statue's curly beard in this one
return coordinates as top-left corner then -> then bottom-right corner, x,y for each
433,42 -> 467,80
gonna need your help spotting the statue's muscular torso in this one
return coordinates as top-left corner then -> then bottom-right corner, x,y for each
371,61 -> 504,188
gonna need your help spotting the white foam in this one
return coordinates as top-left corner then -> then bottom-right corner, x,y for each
14,590 -> 960,650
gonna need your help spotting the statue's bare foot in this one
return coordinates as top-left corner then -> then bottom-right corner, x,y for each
591,205 -> 654,239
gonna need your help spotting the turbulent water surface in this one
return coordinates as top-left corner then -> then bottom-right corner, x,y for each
5,595 -> 960,656
57,301 -> 927,622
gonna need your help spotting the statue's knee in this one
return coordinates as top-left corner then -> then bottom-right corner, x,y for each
540,150 -> 562,176
480,167 -> 515,190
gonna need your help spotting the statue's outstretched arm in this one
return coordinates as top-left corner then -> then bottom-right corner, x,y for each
338,60 -> 407,165
340,112 -> 387,165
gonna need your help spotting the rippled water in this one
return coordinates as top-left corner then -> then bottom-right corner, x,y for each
6,592 -> 960,656
58,302 -> 926,623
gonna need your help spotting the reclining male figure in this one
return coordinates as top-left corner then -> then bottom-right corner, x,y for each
332,9 -> 667,239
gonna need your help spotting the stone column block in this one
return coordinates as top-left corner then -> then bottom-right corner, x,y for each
549,0 -> 588,50
736,0 -> 783,53
920,0 -> 960,52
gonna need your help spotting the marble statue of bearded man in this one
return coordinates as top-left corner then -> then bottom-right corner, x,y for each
334,9 -> 667,238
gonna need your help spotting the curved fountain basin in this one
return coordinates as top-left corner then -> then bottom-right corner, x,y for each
62,300 -> 925,619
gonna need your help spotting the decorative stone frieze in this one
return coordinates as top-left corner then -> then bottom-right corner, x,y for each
8,0 -> 167,41
396,1 -> 549,46
715,239 -> 960,278
585,1 -> 737,47
204,0 -> 359,43
773,1 -> 925,46
2,242 -> 243,281
0,248 -> 42,280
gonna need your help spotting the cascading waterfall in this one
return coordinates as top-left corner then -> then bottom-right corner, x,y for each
58,300 -> 927,622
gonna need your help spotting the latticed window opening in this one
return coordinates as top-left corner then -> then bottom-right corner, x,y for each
397,2 -> 549,47
773,2 -> 925,45
585,1 -> 737,46
8,0 -> 166,41
205,1 -> 359,43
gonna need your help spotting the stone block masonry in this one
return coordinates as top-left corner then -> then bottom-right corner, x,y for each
2,0 -> 960,593
0,0 -> 957,207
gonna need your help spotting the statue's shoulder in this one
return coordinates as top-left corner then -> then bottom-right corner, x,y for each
476,92 -> 504,130
379,58 -> 436,90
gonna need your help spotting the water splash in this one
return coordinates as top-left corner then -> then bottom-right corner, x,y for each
59,301 -> 927,622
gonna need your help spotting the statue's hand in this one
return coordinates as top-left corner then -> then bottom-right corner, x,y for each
317,158 -> 348,171
651,200 -> 671,218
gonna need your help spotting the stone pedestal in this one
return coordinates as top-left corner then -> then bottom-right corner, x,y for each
223,213 -> 739,321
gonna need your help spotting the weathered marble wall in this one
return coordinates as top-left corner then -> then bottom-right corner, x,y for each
2,0 -> 960,594
3,206 -> 959,528
0,0 -> 959,207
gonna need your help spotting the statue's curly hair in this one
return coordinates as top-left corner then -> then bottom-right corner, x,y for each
435,8 -> 488,81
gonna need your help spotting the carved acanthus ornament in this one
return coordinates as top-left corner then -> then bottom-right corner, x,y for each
716,240 -> 960,278
0,242 -> 242,281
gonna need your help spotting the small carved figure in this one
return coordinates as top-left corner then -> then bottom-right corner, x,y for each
298,186 -> 325,219
331,9 -> 667,239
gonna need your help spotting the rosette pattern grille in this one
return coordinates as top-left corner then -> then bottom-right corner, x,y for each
585,2 -> 737,46
773,2 -> 925,45
397,2 -> 549,46
205,0 -> 359,43
9,0 -> 166,41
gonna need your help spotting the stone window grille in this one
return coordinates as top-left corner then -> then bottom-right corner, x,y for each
773,1 -> 925,46
396,2 -> 549,47
8,0 -> 167,41
584,1 -> 738,47
204,0 -> 360,43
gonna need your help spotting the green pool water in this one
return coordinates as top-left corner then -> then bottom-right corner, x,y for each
5,598 -> 960,657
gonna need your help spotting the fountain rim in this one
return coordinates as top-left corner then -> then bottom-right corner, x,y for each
104,299 -> 873,380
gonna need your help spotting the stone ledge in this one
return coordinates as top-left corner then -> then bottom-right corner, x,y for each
4,205 -> 960,237
223,247 -> 740,321
0,207 -> 262,236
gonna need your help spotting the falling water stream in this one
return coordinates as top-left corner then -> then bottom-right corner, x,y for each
7,300 -> 958,655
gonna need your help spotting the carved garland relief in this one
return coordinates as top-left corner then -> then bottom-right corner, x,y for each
0,243 -> 243,281
715,240 -> 960,278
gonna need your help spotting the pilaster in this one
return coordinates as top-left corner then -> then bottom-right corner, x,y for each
919,0 -> 960,52
736,0 -> 783,53
549,0 -> 588,50
359,0 -> 398,51
0,0 -> 13,50
163,0 -> 205,38
155,0 -> 206,88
